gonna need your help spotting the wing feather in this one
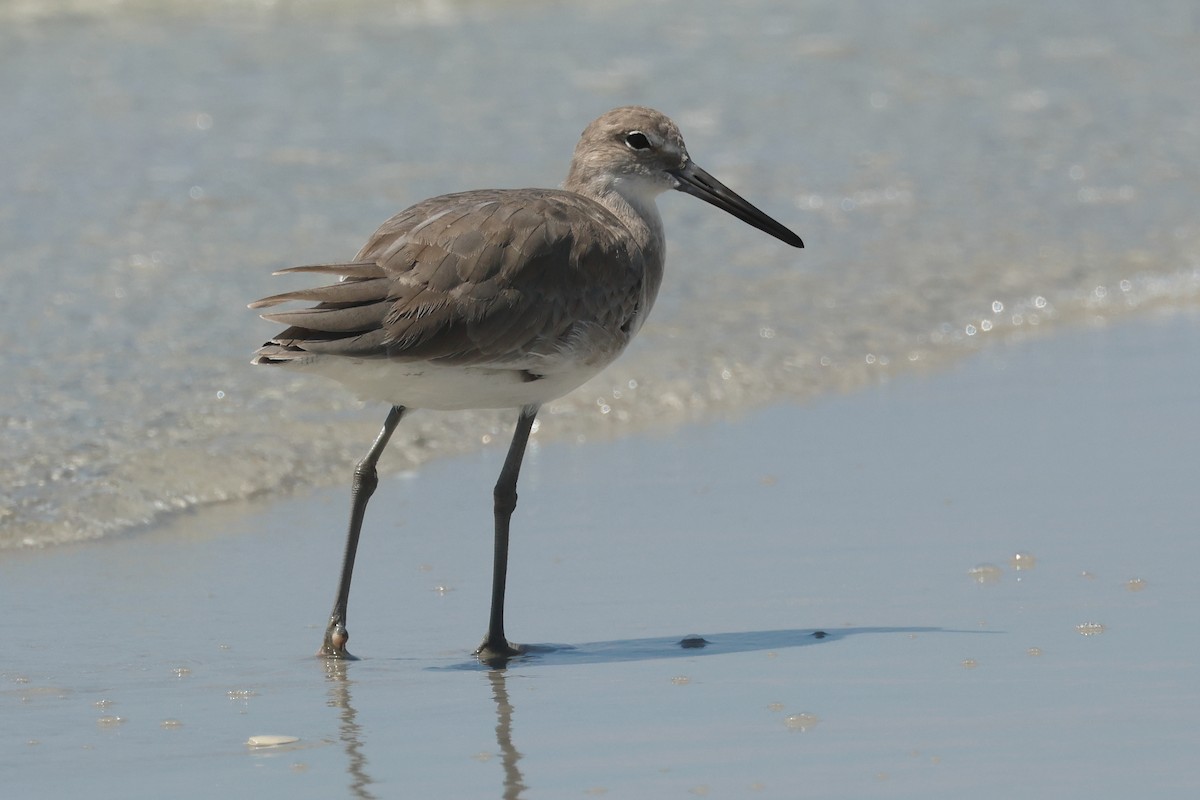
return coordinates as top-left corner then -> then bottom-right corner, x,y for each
251,189 -> 647,368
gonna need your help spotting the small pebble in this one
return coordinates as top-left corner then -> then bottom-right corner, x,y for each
1009,552 -> 1037,570
246,735 -> 299,748
968,563 -> 1002,584
784,712 -> 820,731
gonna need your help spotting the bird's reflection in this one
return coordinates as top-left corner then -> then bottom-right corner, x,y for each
487,668 -> 527,800
323,657 -> 526,799
322,628 -> 958,797
324,659 -> 377,800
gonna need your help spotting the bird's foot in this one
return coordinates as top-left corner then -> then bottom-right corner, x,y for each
475,636 -> 524,667
317,622 -> 358,660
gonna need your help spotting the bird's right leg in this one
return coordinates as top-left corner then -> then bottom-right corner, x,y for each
320,404 -> 405,659
476,404 -> 539,664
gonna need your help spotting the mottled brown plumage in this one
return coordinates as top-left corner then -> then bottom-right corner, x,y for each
252,190 -> 646,373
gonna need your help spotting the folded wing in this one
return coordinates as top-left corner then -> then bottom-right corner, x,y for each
251,189 -> 646,370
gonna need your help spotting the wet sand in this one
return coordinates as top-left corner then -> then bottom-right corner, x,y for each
3,313 -> 1198,798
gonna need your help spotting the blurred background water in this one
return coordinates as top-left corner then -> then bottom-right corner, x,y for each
1,0 -> 1198,547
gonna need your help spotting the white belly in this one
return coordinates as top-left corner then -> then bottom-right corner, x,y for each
289,355 -> 611,411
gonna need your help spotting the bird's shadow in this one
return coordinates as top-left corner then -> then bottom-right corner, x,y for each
431,626 -> 991,671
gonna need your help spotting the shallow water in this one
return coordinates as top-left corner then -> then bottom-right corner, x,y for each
3,315 -> 1198,797
2,0 -> 1199,546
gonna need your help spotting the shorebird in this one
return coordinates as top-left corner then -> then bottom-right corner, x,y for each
251,106 -> 803,663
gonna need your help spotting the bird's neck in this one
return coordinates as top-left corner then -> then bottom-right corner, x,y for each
567,172 -> 666,265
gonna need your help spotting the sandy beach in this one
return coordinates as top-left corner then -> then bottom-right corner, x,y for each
4,312 -> 1198,798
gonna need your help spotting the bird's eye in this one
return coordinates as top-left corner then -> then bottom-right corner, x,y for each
624,131 -> 651,150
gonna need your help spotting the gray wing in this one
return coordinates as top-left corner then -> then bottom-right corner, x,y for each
251,189 -> 645,368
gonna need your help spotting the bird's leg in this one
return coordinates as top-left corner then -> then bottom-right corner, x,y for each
320,405 -> 405,659
477,404 -> 539,664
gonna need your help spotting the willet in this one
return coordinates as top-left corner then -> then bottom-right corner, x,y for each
251,106 -> 803,663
